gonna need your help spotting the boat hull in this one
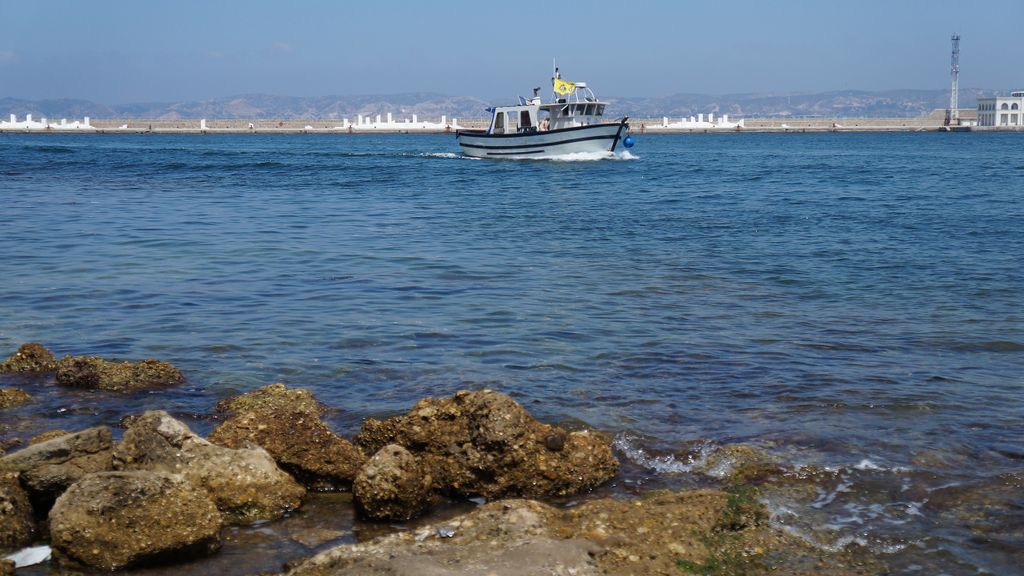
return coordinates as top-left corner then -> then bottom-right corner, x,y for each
455,119 -> 628,159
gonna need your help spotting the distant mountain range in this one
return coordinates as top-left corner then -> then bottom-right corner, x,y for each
0,89 -> 1003,120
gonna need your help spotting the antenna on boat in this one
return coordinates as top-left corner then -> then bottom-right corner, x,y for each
552,58 -> 559,100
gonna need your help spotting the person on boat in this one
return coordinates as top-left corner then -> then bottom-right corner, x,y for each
539,117 -> 550,131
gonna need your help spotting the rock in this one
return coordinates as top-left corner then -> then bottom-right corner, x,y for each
354,390 -> 618,500
0,343 -> 57,373
0,427 -> 114,508
0,472 -> 36,549
29,430 -> 69,445
113,410 -> 305,524
283,489 -> 882,576
55,355 -> 183,392
0,388 -> 31,410
215,383 -> 325,416
0,559 -> 12,576
210,408 -> 366,490
49,471 -> 222,570
353,444 -> 433,521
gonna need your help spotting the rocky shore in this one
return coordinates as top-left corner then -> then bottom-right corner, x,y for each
1,342 -> 891,574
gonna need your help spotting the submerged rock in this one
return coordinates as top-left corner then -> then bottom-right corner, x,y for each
210,408 -> 366,490
29,430 -> 69,445
0,343 -> 57,373
0,427 -> 114,508
354,390 -> 618,501
0,388 -> 31,410
0,472 -> 36,549
215,383 -> 326,416
55,355 -> 183,392
353,444 -> 433,521
113,410 -> 305,524
49,471 -> 222,571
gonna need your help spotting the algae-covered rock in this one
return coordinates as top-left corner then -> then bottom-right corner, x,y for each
210,408 -> 366,490
353,444 -> 433,521
49,471 -> 222,571
0,472 -> 36,549
29,430 -> 69,445
0,343 -> 57,373
0,388 -> 31,409
0,426 -> 114,508
55,355 -> 183,392
215,383 -> 326,416
113,410 -> 305,524
354,390 -> 618,500
283,487 -> 882,576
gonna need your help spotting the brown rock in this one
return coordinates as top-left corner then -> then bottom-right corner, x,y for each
353,444 -> 433,521
0,343 -> 57,373
112,411 -> 305,524
29,430 -> 69,445
0,559 -> 13,576
55,355 -> 183,392
210,408 -> 366,490
283,489 -> 881,576
0,388 -> 31,409
354,390 -> 618,500
0,427 -> 114,507
215,383 -> 326,416
0,472 -> 36,549
49,471 -> 222,571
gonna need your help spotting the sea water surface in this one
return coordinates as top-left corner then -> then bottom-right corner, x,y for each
1,133 -> 1022,574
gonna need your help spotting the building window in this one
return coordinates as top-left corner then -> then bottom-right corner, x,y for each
1013,103 -> 1020,110
1001,113 -> 1009,125
1012,114 -> 1020,125
1001,103 -> 1009,110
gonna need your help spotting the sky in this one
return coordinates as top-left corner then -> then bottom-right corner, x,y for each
1,0 -> 1022,103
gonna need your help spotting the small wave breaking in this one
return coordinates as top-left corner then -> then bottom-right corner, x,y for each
612,432 -> 713,474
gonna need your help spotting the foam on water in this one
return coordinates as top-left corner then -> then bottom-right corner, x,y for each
613,432 -> 713,474
419,152 -> 480,160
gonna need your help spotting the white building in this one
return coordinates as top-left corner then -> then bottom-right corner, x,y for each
977,91 -> 1024,127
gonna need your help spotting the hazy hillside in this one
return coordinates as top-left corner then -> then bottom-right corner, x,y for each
1,89 -> 1002,120
606,88 -> 996,119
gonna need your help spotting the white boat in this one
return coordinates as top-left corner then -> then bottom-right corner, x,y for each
456,68 -> 630,159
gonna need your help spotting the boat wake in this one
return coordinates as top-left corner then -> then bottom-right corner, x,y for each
419,152 -> 481,160
536,150 -> 639,162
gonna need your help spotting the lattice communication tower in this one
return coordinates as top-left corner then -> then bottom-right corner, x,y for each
949,34 -> 961,125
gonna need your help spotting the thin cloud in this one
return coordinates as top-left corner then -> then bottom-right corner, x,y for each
271,42 -> 293,54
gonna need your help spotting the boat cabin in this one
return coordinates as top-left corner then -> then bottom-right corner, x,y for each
486,82 -> 609,135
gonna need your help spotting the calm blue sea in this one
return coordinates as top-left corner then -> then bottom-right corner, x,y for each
1,132 -> 1022,574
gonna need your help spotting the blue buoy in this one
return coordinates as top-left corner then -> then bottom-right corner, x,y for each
623,135 -> 635,148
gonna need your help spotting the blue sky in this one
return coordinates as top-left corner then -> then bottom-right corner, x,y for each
1,0 -> 1022,103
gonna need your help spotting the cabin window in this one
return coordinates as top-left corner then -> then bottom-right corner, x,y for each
584,104 -> 594,115
493,111 -> 504,133
596,104 -> 605,116
520,110 -> 532,126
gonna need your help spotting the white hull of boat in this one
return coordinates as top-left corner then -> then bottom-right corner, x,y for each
456,120 -> 628,159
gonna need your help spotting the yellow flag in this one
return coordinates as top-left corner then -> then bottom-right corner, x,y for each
553,78 -> 576,95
